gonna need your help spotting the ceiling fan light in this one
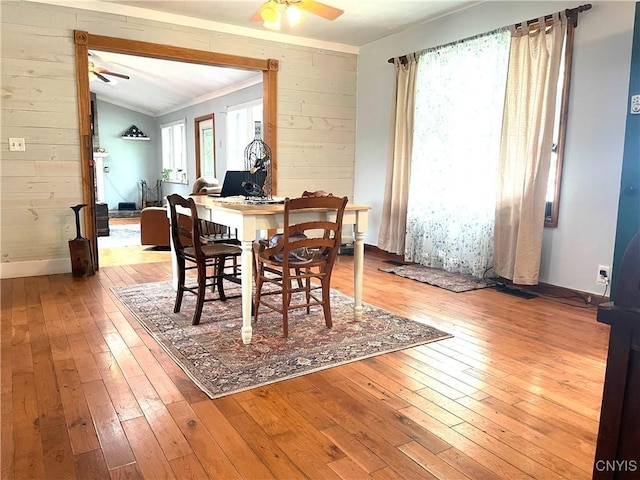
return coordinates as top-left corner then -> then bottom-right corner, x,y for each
263,19 -> 281,30
262,9 -> 282,30
285,4 -> 304,27
260,2 -> 279,23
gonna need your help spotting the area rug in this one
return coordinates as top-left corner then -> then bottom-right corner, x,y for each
98,223 -> 141,248
380,264 -> 489,293
111,281 -> 452,399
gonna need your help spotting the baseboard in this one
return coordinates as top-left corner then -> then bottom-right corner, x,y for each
522,282 -> 610,305
366,244 -> 609,305
109,210 -> 142,218
0,258 -> 72,279
364,244 -> 407,263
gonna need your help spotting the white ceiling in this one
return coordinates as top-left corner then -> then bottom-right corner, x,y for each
89,50 -> 262,116
81,1 -> 479,116
101,0 -> 478,47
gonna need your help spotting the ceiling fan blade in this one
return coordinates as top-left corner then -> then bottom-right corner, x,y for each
299,0 -> 344,20
250,3 -> 266,22
102,70 -> 130,80
94,72 -> 111,83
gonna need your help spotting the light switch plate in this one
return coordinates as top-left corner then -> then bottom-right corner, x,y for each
9,138 -> 25,151
631,95 -> 640,114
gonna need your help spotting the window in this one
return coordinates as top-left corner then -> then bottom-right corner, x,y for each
226,100 -> 263,171
195,114 -> 215,179
161,119 -> 187,183
545,24 -> 574,227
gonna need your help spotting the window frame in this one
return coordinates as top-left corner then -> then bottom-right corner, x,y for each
195,113 -> 216,179
161,118 -> 188,184
545,21 -> 575,228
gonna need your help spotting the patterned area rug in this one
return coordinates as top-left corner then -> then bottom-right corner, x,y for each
111,281 -> 452,399
380,264 -> 489,293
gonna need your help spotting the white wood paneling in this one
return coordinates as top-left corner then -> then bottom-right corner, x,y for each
1,126 -> 78,146
279,115 -> 355,131
5,110 -> 79,129
278,128 -> 355,145
0,1 -> 357,275
1,76 -> 78,98
0,177 -> 82,194
0,161 -> 36,176
300,104 -> 356,120
279,90 -> 356,108
1,144 -> 80,161
0,3 -> 78,29
279,76 -> 356,95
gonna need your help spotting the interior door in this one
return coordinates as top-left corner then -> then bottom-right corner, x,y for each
611,2 -> 640,298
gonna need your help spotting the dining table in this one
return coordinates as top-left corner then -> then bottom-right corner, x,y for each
169,195 -> 371,344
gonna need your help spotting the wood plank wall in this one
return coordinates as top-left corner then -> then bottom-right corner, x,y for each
0,1 -> 357,270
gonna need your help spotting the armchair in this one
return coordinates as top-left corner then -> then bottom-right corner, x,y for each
140,177 -> 221,247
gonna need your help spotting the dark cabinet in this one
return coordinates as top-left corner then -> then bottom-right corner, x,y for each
594,233 -> 640,479
612,2 -> 640,297
594,305 -> 640,479
96,203 -> 109,237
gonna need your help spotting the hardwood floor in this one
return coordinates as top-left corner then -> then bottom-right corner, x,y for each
1,249 -> 610,479
98,217 -> 171,268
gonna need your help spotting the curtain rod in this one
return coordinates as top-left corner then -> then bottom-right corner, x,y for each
387,4 -> 592,65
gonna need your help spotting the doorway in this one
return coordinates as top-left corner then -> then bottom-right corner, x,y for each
74,30 -> 279,270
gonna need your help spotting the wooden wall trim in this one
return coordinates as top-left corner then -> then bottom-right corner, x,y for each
264,60 -> 278,195
86,33 -> 271,71
73,30 -> 279,268
74,30 -> 98,268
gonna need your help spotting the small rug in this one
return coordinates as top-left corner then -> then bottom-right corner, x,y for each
111,281 -> 452,399
380,264 -> 489,293
98,223 -> 141,248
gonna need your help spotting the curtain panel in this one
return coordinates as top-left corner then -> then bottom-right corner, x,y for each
404,30 -> 510,278
378,55 -> 418,254
494,13 -> 567,285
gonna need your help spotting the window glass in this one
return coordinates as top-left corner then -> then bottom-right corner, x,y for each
227,101 -> 263,171
161,119 -> 187,183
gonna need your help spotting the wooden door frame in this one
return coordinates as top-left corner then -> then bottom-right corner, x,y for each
194,113 -> 215,179
74,30 -> 278,270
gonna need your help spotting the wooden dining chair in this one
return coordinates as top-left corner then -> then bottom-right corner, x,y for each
167,194 -> 242,325
252,195 -> 348,337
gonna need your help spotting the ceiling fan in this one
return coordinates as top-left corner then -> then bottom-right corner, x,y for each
88,54 -> 130,84
251,0 -> 344,31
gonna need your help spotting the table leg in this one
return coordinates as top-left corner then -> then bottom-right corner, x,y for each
240,240 -> 254,344
353,231 -> 364,318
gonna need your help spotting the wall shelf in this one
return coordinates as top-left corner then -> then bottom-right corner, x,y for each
121,124 -> 150,140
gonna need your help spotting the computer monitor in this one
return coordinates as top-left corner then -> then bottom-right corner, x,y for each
219,170 -> 267,197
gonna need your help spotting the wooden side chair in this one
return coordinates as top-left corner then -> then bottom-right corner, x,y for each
167,194 -> 241,325
252,195 -> 348,337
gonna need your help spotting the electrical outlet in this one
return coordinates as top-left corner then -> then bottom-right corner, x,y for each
8,138 -> 25,152
632,94 -> 640,114
596,265 -> 610,285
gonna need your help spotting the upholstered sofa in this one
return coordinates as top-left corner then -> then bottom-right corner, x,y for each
140,177 -> 221,247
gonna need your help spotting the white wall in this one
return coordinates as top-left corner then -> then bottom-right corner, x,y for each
355,1 -> 634,294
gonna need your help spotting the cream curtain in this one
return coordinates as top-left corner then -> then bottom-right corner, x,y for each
494,13 -> 567,285
378,55 -> 418,254
404,30 -> 510,278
